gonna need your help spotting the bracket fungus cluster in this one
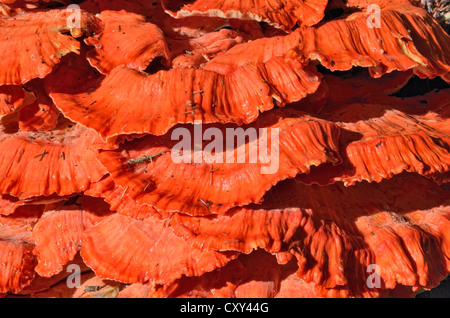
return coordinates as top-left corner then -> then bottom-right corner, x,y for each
0,0 -> 449,298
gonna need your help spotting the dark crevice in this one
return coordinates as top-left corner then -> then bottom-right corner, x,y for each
323,8 -> 345,21
392,75 -> 450,98
315,64 -> 367,77
143,56 -> 171,75
416,275 -> 450,298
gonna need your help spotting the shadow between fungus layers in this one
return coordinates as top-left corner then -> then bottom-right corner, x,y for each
0,0 -> 449,298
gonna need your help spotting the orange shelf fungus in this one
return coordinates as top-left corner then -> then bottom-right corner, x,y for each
202,0 -> 450,80
0,9 -> 102,85
85,10 -> 171,74
80,213 -> 238,284
0,0 -> 449,299
0,205 -> 43,293
18,81 -> 60,132
97,109 -> 341,215
32,197 -> 112,277
47,58 -> 322,140
171,174 -> 450,297
160,0 -> 329,30
0,124 -> 107,198
298,90 -> 450,185
84,174 -> 167,220
0,85 -> 33,116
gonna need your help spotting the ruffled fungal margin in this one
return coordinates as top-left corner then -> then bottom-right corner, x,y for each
166,27 -> 255,69
85,10 -> 171,74
162,258 -> 250,298
80,213 -> 239,285
32,197 -> 112,277
0,9 -> 102,85
0,204 -> 45,293
0,124 -> 107,198
156,249 -> 387,298
0,85 -> 33,115
84,175 -> 167,220
0,193 -> 68,216
161,0 -> 329,30
297,90 -> 450,186
46,56 -> 322,140
19,81 -> 60,132
0,0 -> 448,300
0,232 -> 36,293
97,109 -> 341,216
0,195 -> 27,216
164,250 -> 289,298
0,204 -> 44,229
295,0 -> 450,79
171,205 -> 302,255
171,173 -> 450,297
80,0 -> 263,40
203,0 -> 450,81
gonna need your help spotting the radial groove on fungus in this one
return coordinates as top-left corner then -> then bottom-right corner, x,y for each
171,173 -> 450,297
161,0 -> 329,30
32,197 -> 112,277
46,57 -> 322,140
1,0 -> 449,299
97,108 -> 341,216
296,0 -> 450,79
84,175 -> 167,220
0,9 -> 102,85
203,1 -> 450,80
297,90 -> 450,186
0,205 -> 44,293
85,10 -> 171,74
80,213 -> 238,285
0,234 -> 36,293
0,125 -> 107,198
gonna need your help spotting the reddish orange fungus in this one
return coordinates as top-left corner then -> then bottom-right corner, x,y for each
1,0 -> 449,299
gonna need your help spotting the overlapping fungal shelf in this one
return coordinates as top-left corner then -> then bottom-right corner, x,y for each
0,0 -> 449,298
